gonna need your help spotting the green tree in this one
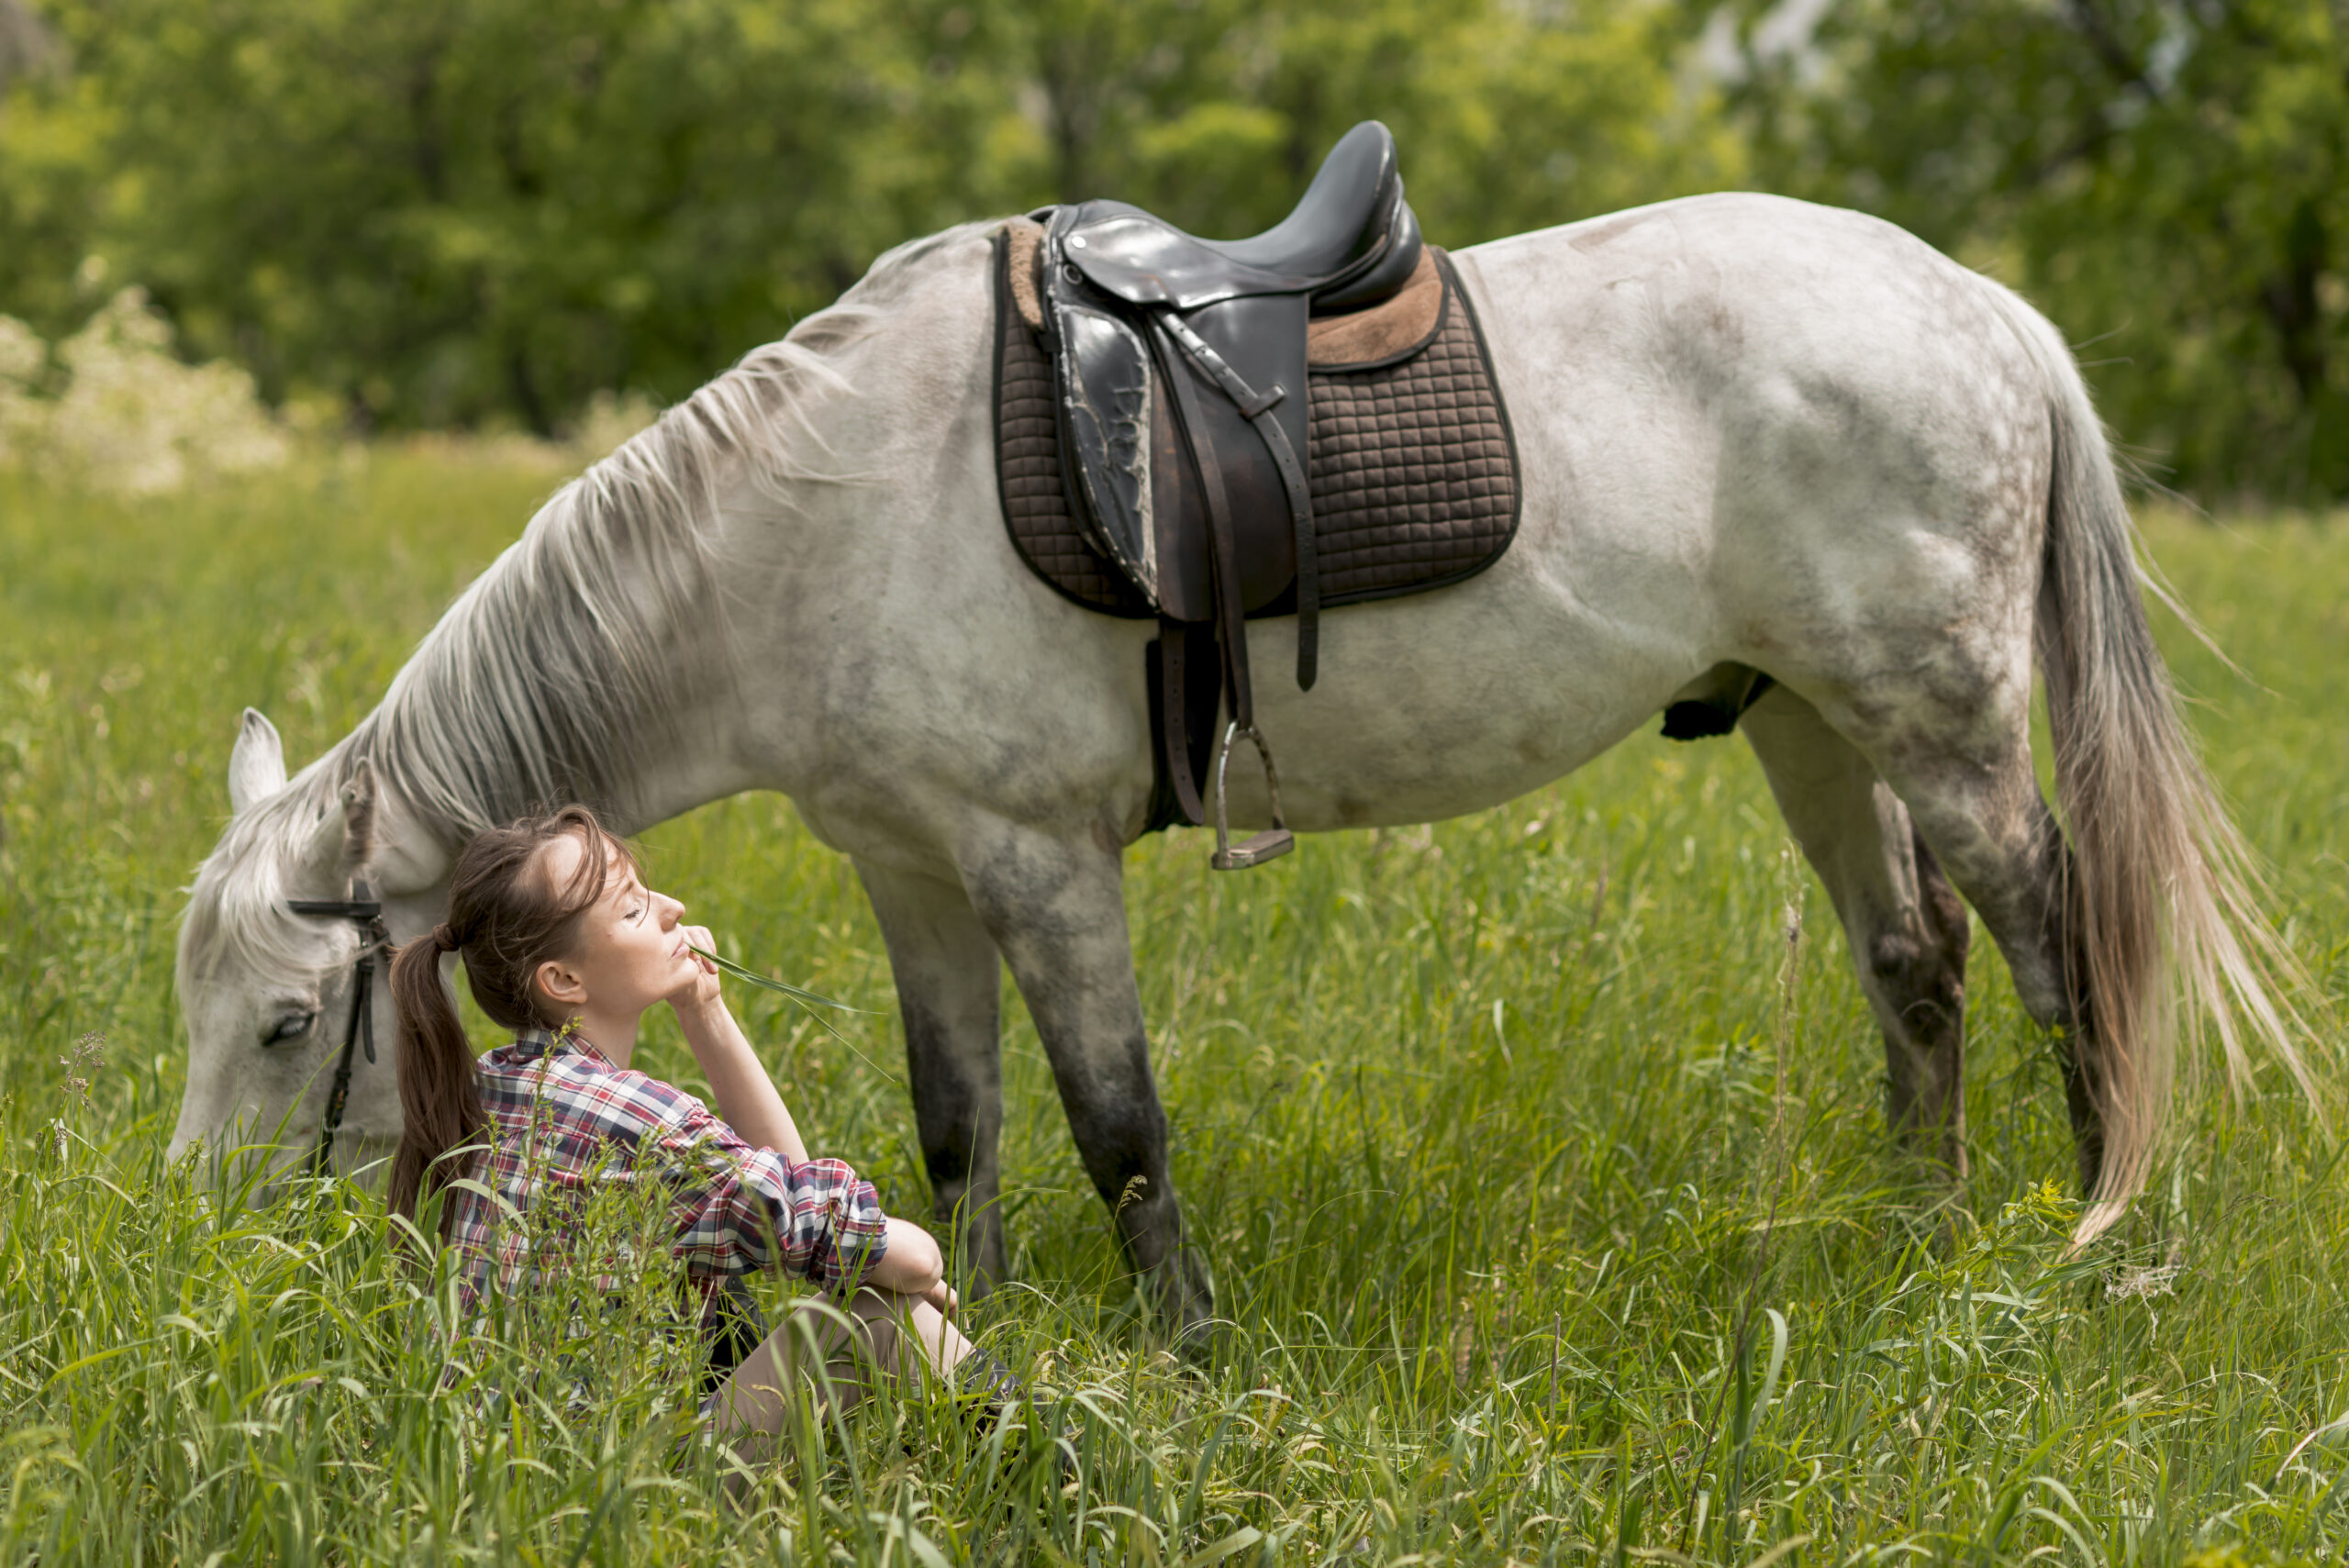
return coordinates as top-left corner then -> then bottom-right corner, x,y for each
18,0 -> 1010,430
985,0 -> 1742,247
2,0 -> 1741,433
0,0 -> 103,350
1716,0 -> 2349,503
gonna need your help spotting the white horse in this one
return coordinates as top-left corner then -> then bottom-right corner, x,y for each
171,195 -> 2307,1334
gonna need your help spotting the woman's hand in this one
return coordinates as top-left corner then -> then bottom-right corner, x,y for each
673,940 -> 808,1160
671,922 -> 724,1022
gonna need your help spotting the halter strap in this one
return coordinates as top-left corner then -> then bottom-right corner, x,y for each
286,897 -> 385,921
287,880 -> 390,1176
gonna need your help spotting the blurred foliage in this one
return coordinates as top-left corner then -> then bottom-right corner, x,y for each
1,0 -> 2344,499
1715,0 -> 2349,504
0,0 -> 1730,434
0,0 -> 1008,429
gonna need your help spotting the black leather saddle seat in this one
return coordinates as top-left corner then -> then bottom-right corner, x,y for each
1058,121 -> 1423,315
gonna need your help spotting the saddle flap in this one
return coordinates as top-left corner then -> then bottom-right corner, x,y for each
1049,297 -> 1159,603
1160,292 -> 1310,613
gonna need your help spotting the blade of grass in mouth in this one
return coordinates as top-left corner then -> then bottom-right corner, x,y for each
688,945 -> 898,1084
688,946 -> 868,1010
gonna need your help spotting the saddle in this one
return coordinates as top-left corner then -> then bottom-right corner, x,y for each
1007,122 -> 1520,868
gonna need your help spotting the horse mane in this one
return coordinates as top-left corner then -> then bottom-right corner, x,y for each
179,219 -> 997,984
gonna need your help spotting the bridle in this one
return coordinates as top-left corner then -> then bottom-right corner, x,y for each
285,880 -> 391,1176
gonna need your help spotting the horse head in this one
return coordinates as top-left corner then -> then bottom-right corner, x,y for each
170,707 -> 450,1186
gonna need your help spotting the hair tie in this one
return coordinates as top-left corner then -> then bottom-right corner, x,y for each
432,923 -> 461,953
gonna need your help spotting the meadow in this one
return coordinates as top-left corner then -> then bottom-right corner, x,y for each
0,448 -> 2344,1565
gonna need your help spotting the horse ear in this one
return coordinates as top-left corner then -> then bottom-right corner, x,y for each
228,708 -> 287,814
340,759 -> 378,872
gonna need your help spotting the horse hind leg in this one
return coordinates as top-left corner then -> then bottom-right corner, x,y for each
1740,686 -> 1971,1174
1860,734 -> 2105,1201
1782,681 -> 2110,1207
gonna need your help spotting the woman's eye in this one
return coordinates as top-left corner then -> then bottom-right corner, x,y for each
264,1011 -> 316,1045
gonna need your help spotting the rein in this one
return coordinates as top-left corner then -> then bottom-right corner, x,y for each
285,881 -> 390,1176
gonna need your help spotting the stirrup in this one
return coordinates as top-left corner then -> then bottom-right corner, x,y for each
1210,721 -> 1296,871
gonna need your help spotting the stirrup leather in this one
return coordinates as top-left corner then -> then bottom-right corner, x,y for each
1210,721 -> 1295,871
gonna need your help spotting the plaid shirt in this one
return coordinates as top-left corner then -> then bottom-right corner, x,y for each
441,1027 -> 888,1314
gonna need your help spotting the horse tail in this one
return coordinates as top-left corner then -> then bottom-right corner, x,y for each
1978,277 -> 2317,1242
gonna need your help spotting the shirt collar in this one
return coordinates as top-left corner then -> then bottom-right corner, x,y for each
508,1024 -> 609,1066
509,1026 -> 560,1062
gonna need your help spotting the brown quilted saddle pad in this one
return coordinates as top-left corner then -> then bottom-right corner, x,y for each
992,232 -> 1520,620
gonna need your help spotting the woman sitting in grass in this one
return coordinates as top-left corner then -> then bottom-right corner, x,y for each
383,805 -> 1016,1444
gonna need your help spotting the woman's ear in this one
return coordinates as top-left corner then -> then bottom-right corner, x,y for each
535,956 -> 588,1012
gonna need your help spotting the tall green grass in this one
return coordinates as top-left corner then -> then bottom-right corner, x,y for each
2,451 -> 2344,1564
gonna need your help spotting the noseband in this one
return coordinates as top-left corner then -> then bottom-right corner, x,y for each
285,880 -> 390,1176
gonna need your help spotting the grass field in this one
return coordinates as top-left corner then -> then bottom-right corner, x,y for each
1,448 -> 2345,1565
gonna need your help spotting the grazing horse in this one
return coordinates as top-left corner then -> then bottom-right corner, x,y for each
171,195 -> 2306,1336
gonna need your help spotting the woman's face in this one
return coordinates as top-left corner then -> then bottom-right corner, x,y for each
531,831 -> 699,1024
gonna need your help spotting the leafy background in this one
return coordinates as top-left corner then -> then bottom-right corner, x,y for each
2,0 -> 2344,497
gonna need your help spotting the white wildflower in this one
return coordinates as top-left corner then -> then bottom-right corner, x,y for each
0,314 -> 46,464
2106,1262 -> 2182,1300
0,315 -> 40,384
3,287 -> 290,494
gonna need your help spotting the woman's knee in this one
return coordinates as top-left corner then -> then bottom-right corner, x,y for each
795,1286 -> 904,1374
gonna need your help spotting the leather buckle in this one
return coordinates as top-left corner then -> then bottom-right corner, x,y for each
1236,383 -> 1285,420
1209,721 -> 1296,872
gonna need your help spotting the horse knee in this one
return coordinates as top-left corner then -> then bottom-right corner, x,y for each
1912,832 -> 1970,958
1066,1088 -> 1170,1204
1865,928 -> 1965,1043
903,1039 -> 999,1189
909,1103 -> 988,1189
1865,917 -> 1968,1167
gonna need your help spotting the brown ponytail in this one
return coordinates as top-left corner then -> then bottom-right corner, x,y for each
386,805 -> 637,1239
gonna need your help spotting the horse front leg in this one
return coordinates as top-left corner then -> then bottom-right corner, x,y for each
855,860 -> 1009,1297
958,822 -> 1216,1344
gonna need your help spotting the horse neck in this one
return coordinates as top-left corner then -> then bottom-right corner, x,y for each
342,500 -> 765,855
336,289 -> 932,853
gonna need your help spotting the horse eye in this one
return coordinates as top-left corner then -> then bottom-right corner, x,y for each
264,1011 -> 316,1045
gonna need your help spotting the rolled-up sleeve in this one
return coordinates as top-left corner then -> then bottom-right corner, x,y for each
657,1111 -> 889,1289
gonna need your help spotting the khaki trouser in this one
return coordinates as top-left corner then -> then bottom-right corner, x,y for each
704,1284 -> 970,1450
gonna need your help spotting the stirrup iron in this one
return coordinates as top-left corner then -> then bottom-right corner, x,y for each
1210,721 -> 1295,871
